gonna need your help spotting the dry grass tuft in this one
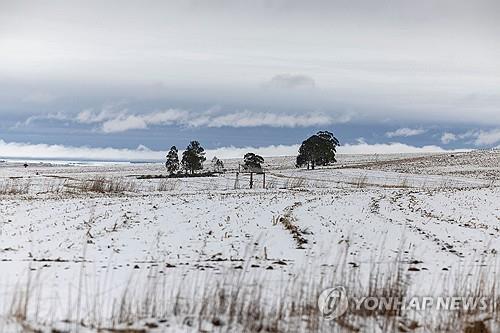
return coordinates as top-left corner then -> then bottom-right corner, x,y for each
4,251 -> 500,332
283,177 -> 307,189
352,175 -> 368,188
156,178 -> 179,191
78,177 -> 137,193
0,179 -> 31,195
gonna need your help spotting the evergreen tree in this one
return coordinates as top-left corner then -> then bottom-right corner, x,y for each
165,146 -> 179,174
181,141 -> 206,174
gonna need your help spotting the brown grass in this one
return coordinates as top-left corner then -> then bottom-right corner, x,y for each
78,177 -> 137,193
5,244 -> 498,332
156,178 -> 179,191
283,177 -> 307,189
0,179 -> 31,195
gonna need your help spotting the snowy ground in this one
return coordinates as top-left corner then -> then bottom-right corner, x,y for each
0,150 -> 499,332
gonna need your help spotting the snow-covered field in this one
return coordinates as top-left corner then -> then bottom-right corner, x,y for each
0,150 -> 499,332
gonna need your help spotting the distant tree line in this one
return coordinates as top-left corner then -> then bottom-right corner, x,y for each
165,130 -> 339,175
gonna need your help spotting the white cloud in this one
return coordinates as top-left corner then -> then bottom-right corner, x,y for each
385,127 -> 426,138
76,108 -> 123,124
101,115 -> 149,133
98,109 -> 190,133
0,139 -> 299,161
142,109 -> 189,124
208,144 -> 300,159
0,139 -> 457,162
441,132 -> 457,144
96,109 -> 191,133
14,112 -> 69,128
0,140 -> 163,161
340,142 -> 450,154
24,108 -> 348,133
473,128 -> 500,145
439,129 -> 500,146
192,111 -> 335,128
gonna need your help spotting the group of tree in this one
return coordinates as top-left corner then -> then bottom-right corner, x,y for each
165,141 -> 207,175
165,141 -> 225,175
165,130 -> 339,175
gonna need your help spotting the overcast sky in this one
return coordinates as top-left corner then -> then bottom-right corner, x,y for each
1,0 -> 500,160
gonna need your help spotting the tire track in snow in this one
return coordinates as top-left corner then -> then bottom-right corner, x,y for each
277,201 -> 308,249
379,189 -> 497,260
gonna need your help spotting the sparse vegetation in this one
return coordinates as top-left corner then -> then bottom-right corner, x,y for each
283,176 -> 307,189
4,246 -> 499,332
156,178 -> 179,191
352,174 -> 368,188
137,172 -> 216,179
79,176 -> 137,193
0,179 -> 31,195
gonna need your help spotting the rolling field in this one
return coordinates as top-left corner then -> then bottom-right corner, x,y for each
0,150 -> 499,332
